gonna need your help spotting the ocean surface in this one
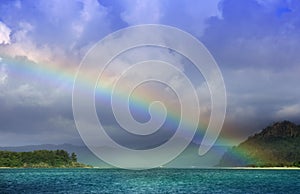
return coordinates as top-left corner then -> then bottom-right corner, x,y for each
0,168 -> 299,193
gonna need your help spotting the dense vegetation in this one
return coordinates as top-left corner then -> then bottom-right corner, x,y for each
0,150 -> 91,168
218,121 -> 300,167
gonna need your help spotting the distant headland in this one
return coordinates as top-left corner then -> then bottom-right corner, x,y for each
218,121 -> 300,167
0,149 -> 92,168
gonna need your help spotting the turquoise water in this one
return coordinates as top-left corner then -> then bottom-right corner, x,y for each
1,168 -> 299,193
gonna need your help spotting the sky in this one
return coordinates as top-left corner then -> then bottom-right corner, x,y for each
0,0 -> 300,149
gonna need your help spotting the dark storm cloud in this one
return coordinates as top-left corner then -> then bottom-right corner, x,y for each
202,0 -> 300,70
0,96 -> 74,134
200,0 -> 300,141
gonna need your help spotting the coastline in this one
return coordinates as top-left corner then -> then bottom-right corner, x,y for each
213,167 -> 300,170
1,166 -> 299,170
0,166 -> 93,169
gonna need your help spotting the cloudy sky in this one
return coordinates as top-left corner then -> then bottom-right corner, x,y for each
0,0 -> 299,148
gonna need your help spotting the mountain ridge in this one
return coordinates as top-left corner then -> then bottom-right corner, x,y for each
218,121 -> 300,167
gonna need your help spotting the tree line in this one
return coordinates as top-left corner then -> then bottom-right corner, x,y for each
0,150 -> 90,168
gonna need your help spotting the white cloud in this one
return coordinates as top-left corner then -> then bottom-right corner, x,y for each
0,58 -> 7,85
0,22 -> 49,63
0,63 -> 7,84
275,104 -> 300,118
71,0 -> 110,49
121,0 -> 162,25
0,21 -> 11,44
0,0 -> 111,66
0,0 -> 112,114
0,21 -> 78,72
119,0 -> 221,36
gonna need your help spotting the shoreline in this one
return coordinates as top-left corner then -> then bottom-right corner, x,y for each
1,166 -> 299,170
213,167 -> 300,170
0,166 -> 93,169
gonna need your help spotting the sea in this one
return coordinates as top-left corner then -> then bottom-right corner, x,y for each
0,168 -> 299,193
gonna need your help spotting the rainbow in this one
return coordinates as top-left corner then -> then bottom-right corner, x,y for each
1,56 -> 206,126
1,55 -> 76,89
1,55 -> 241,150
1,55 -> 269,169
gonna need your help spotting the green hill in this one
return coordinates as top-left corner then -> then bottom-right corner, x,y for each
218,121 -> 300,167
0,149 -> 92,168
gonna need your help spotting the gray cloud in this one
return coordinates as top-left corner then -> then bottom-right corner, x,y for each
0,0 -> 299,148
200,0 -> 300,142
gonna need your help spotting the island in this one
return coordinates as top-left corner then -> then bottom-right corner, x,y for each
0,149 -> 92,168
218,121 -> 300,167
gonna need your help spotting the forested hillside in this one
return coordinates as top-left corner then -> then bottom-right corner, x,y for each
218,121 -> 300,167
0,150 -> 91,168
